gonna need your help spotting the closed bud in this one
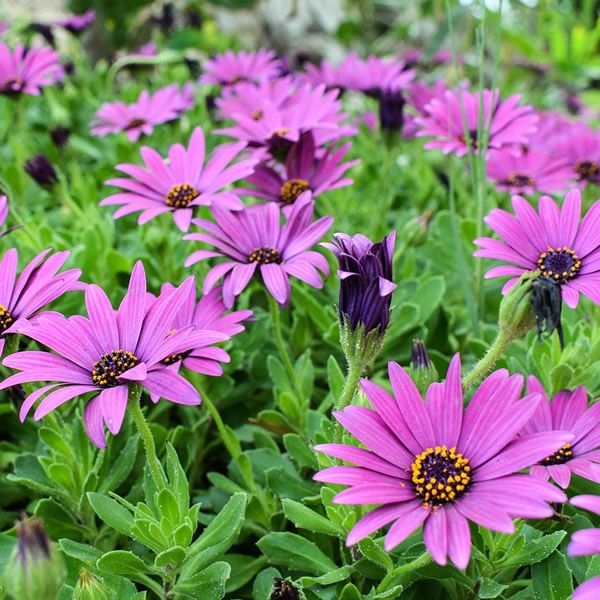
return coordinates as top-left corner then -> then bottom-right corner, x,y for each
50,126 -> 70,149
401,210 -> 432,247
74,569 -> 110,600
498,271 -> 537,343
24,155 -> 58,187
409,339 -> 438,393
378,89 -> 405,132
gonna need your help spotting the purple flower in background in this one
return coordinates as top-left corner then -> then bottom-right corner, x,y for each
24,154 -> 58,187
568,495 -> 600,599
474,189 -> 600,307
50,126 -> 71,149
0,248 -> 81,356
184,191 -> 332,307
101,127 -> 257,231
200,49 -> 282,86
404,80 -> 447,138
549,123 -> 600,188
322,232 -> 396,334
0,262 -> 210,448
0,42 -> 64,96
91,84 -> 194,142
56,9 -> 95,34
416,88 -> 537,156
135,41 -> 158,57
343,54 -> 415,96
0,195 -> 8,228
520,376 -> 600,488
241,131 -> 358,207
315,356 -> 569,567
486,149 -> 575,195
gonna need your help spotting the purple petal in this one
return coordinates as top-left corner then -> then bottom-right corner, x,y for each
99,385 -> 128,435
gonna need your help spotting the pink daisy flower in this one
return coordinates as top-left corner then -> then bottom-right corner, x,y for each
56,9 -> 95,34
486,148 -> 575,195
0,262 -> 219,448
342,54 -> 415,95
416,88 -> 538,157
314,355 -> 569,568
101,126 -> 257,232
524,110 -> 572,149
568,495 -> 600,600
0,248 -> 81,356
404,80 -> 447,138
0,195 -> 8,228
549,123 -> 600,188
184,191 -> 332,307
0,42 -> 64,96
241,131 -> 358,207
474,189 -> 600,307
520,376 -> 600,488
200,49 -> 283,86
91,83 -> 194,142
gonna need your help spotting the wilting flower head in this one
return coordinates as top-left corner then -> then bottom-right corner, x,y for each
520,377 -> 600,488
568,495 -> 600,599
416,88 -> 537,156
270,577 -> 301,600
0,248 -> 81,355
200,49 -> 283,86
486,148 -> 575,195
91,84 -> 194,142
323,232 -> 396,334
24,154 -> 58,187
0,262 -> 215,447
184,192 -> 332,307
101,127 -> 257,231
56,10 -> 95,34
242,131 -> 358,207
315,355 -> 570,568
0,42 -> 64,96
474,189 -> 600,308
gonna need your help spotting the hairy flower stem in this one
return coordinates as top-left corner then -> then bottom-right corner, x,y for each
377,552 -> 433,593
334,360 -> 363,443
461,331 -> 512,391
128,386 -> 167,490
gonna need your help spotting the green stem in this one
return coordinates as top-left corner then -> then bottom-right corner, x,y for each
267,293 -> 297,386
462,331 -> 512,391
377,552 -> 433,593
334,360 -> 364,443
128,386 -> 167,490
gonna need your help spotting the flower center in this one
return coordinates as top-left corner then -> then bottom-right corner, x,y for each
0,76 -> 24,94
279,178 -> 310,205
274,127 -> 289,137
227,75 -> 246,84
506,173 -> 535,187
575,160 -> 599,180
251,109 -> 264,121
0,304 -> 14,332
165,183 -> 200,208
411,446 -> 471,508
125,118 -> 147,130
92,350 -> 140,388
458,129 -> 478,150
248,246 -> 282,265
162,351 -> 188,365
542,443 -> 573,466
537,246 -> 582,283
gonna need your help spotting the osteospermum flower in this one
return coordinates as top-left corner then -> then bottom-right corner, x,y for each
0,42 -> 64,96
0,262 -> 219,448
568,496 -> 600,599
184,191 -> 332,307
241,131 -> 358,207
0,195 -> 7,228
315,356 -> 570,567
404,80 -> 447,138
486,149 -> 575,195
343,54 -> 415,96
549,124 -> 600,188
56,9 -> 95,34
0,248 -> 81,356
200,49 -> 282,86
416,88 -> 538,156
91,84 -> 194,142
101,127 -> 257,231
474,189 -> 600,306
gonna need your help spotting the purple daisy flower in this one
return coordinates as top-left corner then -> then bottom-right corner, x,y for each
520,376 -> 600,488
549,123 -> 600,188
404,80 -> 447,138
314,355 -> 570,568
184,191 -> 332,307
416,88 -> 538,156
91,84 -> 194,142
486,148 -> 575,195
0,195 -> 8,228
241,131 -> 358,207
342,54 -> 415,96
0,42 -> 64,96
200,49 -> 283,86
0,248 -> 81,356
0,262 -> 219,448
101,127 -> 257,232
568,495 -> 600,600
474,189 -> 600,306
56,9 -> 95,34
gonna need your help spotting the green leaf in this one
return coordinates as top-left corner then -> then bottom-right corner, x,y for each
39,427 -> 75,459
358,537 -> 393,573
154,546 -> 186,569
300,565 -> 355,586
478,577 -> 508,599
327,354 -> 345,400
157,488 -> 180,530
532,551 -> 573,600
265,466 -> 315,500
223,554 -> 267,593
87,492 -> 134,537
97,550 -> 148,576
165,443 -> 189,513
257,532 -> 336,575
267,355 -> 291,392
175,561 -> 231,599
282,498 -> 344,536
500,531 -> 566,568
58,539 -> 102,564
99,434 -> 139,494
34,498 -> 86,541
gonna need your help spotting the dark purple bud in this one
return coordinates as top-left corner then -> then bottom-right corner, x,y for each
410,339 -> 438,393
378,89 -> 405,132
63,61 -> 76,76
411,339 -> 432,370
16,517 -> 51,564
531,276 -> 564,349
50,126 -> 70,149
270,577 -> 300,600
29,23 -> 55,47
24,154 -> 58,187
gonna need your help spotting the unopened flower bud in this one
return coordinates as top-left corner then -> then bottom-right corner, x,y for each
74,568 -> 110,600
50,126 -> 71,149
24,155 -> 58,187
270,577 -> 302,600
402,210 -> 432,247
498,271 -> 537,342
378,89 -> 405,132
410,339 -> 438,393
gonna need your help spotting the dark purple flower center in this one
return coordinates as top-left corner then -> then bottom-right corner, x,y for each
251,109 -> 264,121
411,446 -> 471,507
542,443 -> 573,465
575,160 -> 599,180
458,129 -> 478,150
227,75 -> 247,85
537,246 -> 582,284
506,173 -> 535,187
165,183 -> 200,208
92,349 -> 140,388
248,246 -> 282,265
162,351 -> 189,365
279,178 -> 310,205
0,304 -> 14,332
0,76 -> 24,94
125,118 -> 147,130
